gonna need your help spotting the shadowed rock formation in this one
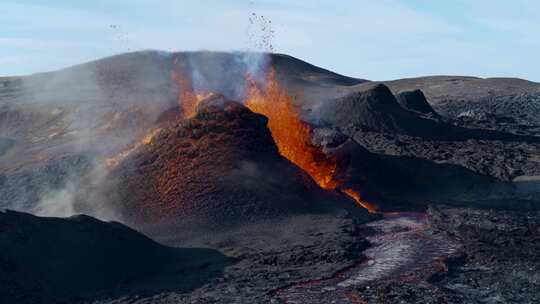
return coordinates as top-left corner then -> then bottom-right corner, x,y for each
312,128 -> 501,210
395,89 -> 438,116
317,83 -> 539,142
0,210 -> 231,304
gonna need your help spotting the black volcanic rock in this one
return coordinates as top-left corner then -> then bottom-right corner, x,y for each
317,83 -> 539,143
317,83 -> 451,139
0,137 -> 15,156
383,76 -> 540,131
422,205 -> 540,303
395,89 -> 438,116
0,210 -> 230,304
318,83 -> 421,134
270,53 -> 365,86
309,127 -> 500,210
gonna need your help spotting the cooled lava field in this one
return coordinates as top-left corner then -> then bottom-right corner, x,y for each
1,51 -> 539,303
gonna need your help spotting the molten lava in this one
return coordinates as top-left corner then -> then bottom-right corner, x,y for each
105,128 -> 161,168
244,70 -> 338,189
341,188 -> 377,213
115,65 -> 377,213
245,69 -> 377,213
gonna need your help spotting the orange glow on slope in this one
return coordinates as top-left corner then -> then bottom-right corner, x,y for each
245,69 -> 377,213
245,70 -> 338,189
105,128 -> 161,168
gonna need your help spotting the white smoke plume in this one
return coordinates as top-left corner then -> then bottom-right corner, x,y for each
32,182 -> 77,218
0,12 -> 277,222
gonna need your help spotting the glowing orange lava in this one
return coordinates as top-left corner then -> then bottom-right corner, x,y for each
341,188 -> 377,213
105,128 -> 161,168
245,69 -> 377,213
119,65 -> 377,213
244,70 -> 338,189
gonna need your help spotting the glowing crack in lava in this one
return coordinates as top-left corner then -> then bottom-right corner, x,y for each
245,69 -> 377,213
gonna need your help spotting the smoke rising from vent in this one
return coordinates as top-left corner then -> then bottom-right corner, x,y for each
0,12 -> 279,220
33,181 -> 77,218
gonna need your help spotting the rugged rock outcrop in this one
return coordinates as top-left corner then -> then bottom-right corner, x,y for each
317,83 -> 536,142
395,89 -> 439,116
317,83 -> 431,136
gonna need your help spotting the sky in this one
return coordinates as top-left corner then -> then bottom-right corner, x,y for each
1,0 -> 539,81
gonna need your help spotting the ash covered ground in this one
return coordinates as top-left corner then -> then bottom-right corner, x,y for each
1,51 -> 540,303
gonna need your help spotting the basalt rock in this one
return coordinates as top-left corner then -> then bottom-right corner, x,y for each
0,210 -> 230,304
318,83 -> 539,143
395,89 -> 439,117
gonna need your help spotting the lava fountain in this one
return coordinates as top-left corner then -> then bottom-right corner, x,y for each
158,64 -> 376,213
245,69 -> 377,213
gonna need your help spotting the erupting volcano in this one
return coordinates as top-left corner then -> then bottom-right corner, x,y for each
3,49 -> 540,304
244,69 -> 377,213
169,65 -> 376,213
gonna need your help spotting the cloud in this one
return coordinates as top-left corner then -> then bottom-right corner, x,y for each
1,1 -> 539,80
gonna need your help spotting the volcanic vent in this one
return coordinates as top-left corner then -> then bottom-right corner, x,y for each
244,69 -> 377,212
167,65 -> 377,212
108,94 -> 366,237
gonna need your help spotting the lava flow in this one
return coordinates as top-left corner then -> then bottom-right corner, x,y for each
245,70 -> 337,189
169,66 -> 376,213
244,69 -> 377,213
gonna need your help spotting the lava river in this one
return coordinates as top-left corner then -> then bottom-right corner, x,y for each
272,212 -> 463,303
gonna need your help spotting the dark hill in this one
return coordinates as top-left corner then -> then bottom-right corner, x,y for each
317,83 -> 429,135
317,83 -> 539,142
395,89 -> 438,116
0,210 -> 230,304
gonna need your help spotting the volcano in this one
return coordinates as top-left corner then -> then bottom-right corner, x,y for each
108,94 -> 368,239
2,51 -> 540,303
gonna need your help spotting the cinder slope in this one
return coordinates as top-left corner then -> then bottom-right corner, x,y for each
108,95 -> 368,238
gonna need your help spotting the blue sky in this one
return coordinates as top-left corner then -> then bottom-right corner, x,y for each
1,0 -> 539,81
